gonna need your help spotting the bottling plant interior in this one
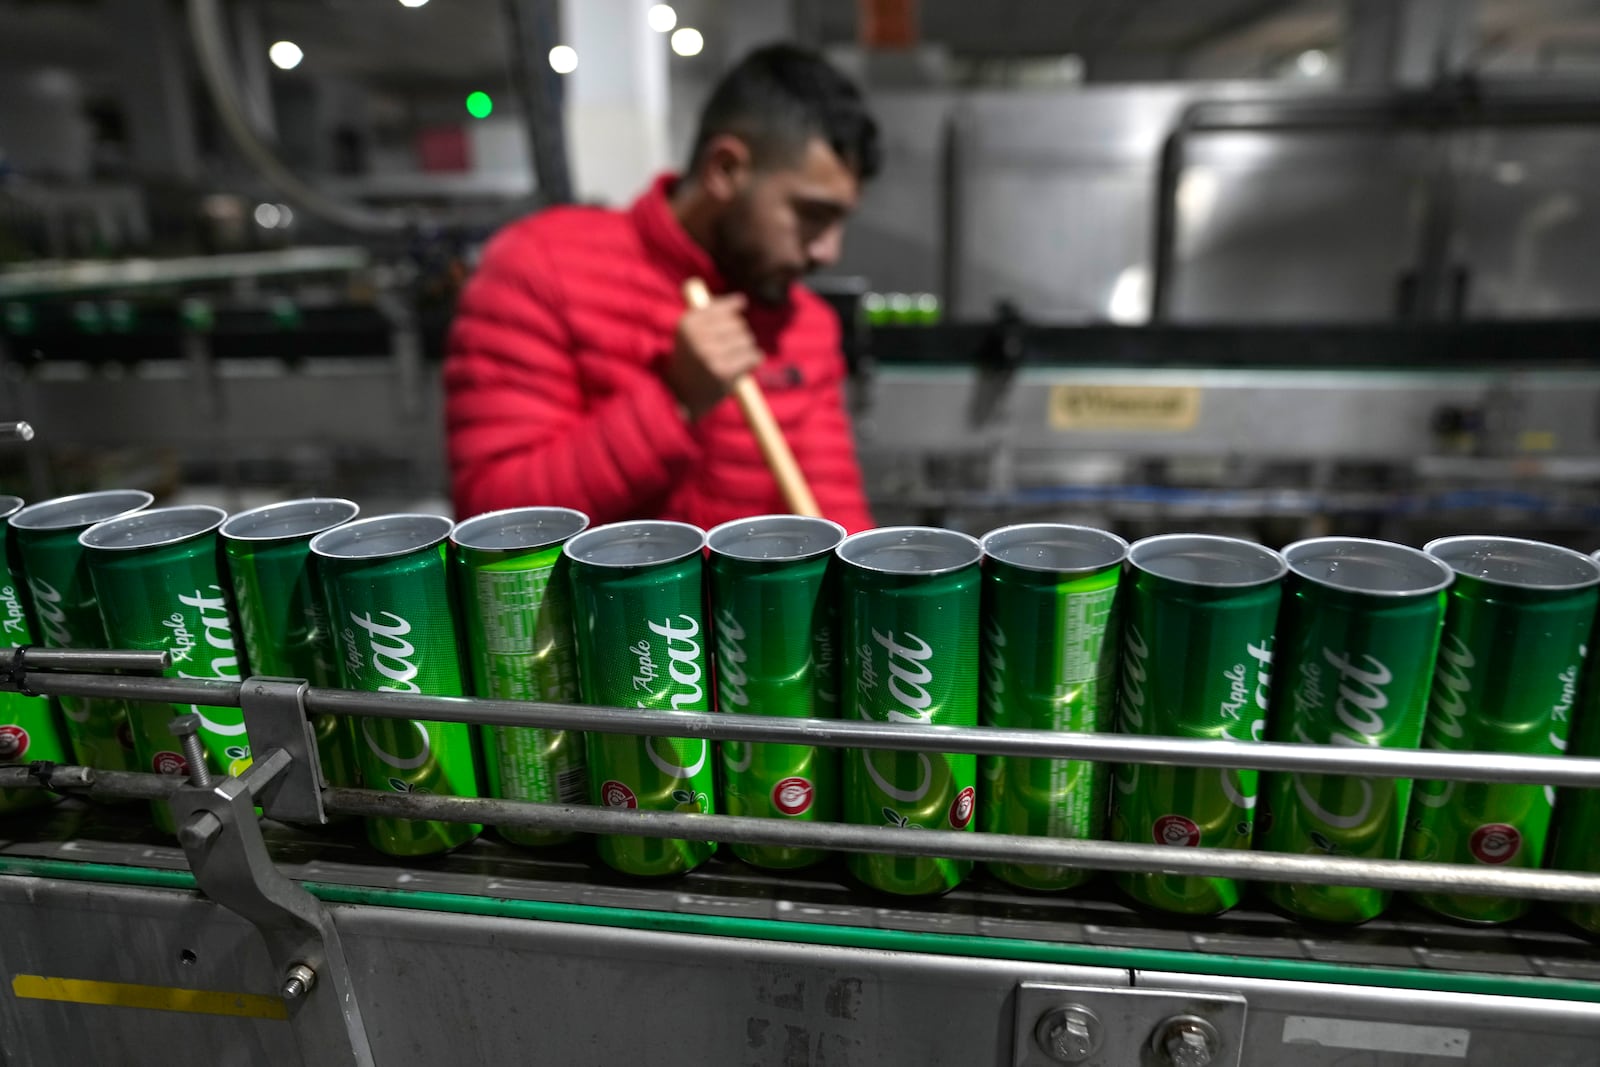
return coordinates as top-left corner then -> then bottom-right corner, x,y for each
3,2 -> 1600,1065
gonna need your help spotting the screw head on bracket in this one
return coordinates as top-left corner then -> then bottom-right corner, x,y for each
1154,1015 -> 1220,1067
281,962 -> 317,1001
1035,1005 -> 1102,1063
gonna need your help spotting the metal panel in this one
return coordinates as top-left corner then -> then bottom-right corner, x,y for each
338,908 -> 1127,1066
1137,971 -> 1600,1067
1169,131 -> 1434,323
0,877 -> 303,1067
854,365 -> 1600,462
1451,126 -> 1600,318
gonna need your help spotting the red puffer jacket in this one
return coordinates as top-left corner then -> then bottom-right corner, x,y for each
444,173 -> 874,534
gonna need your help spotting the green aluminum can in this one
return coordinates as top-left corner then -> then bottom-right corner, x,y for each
81,506 -> 249,834
311,514 -> 483,856
1404,536 -> 1600,924
452,506 -> 590,848
1109,534 -> 1285,916
838,526 -> 981,896
221,499 -> 362,791
1553,554 -> 1600,936
0,496 -> 72,813
1259,537 -> 1453,924
979,523 -> 1127,892
9,489 -> 152,773
566,521 -> 716,877
707,514 -> 845,871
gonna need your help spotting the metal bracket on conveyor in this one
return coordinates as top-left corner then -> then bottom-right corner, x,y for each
168,684 -> 374,1067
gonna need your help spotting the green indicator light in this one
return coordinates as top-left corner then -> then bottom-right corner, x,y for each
466,91 -> 493,119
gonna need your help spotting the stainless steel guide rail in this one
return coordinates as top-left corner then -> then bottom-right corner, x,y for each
6,652 -> 1600,901
4,646 -> 1600,1067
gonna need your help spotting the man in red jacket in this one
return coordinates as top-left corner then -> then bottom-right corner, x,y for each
445,45 -> 878,533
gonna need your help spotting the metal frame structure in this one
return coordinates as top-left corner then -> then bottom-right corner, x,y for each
2,647 -> 1599,1065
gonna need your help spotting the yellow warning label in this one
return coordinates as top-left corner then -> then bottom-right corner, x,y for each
1518,430 -> 1556,453
1049,384 -> 1201,431
11,975 -> 289,1020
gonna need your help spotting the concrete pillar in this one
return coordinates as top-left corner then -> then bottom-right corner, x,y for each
1345,0 -> 1478,89
561,0 -> 669,206
106,0 -> 200,180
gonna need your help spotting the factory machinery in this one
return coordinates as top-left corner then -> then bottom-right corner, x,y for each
0,639 -> 1596,1067
7,256 -> 1600,548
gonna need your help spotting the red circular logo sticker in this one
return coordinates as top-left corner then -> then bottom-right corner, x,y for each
0,725 -> 29,761
1154,814 -> 1202,847
772,776 -> 814,816
948,786 -> 976,829
1470,823 -> 1522,865
151,751 -> 189,776
600,780 -> 638,809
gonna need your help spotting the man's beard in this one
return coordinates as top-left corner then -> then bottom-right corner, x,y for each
712,211 -> 791,307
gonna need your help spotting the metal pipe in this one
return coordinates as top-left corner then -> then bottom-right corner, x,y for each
307,688 -> 1600,786
21,672 -> 241,708
0,422 -> 33,442
15,648 -> 171,673
13,670 -> 1600,785
322,788 -> 1600,903
5,757 -> 1595,901
0,766 -> 183,802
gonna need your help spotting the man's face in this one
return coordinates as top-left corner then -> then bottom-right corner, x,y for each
713,137 -> 861,307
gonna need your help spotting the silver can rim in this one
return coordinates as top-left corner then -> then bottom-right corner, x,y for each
9,489 -> 155,532
836,525 -> 982,576
221,497 -> 361,544
1425,535 -> 1600,592
564,520 -> 706,569
309,512 -> 453,561
1282,536 -> 1454,598
450,506 -> 591,554
980,522 -> 1129,575
0,496 -> 22,524
1128,533 -> 1287,588
706,513 -> 846,563
79,505 -> 228,552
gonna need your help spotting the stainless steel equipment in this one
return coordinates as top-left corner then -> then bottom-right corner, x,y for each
0,649 -> 1597,1066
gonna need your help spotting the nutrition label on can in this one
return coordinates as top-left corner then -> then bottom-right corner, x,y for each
475,564 -> 584,803
1060,585 -> 1118,687
475,566 -> 579,703
1047,584 -> 1118,836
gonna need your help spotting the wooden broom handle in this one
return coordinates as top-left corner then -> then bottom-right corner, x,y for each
682,278 -> 822,518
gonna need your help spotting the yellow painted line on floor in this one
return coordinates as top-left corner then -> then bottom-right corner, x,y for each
11,975 -> 289,1020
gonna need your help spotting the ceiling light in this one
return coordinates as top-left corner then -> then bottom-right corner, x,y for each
670,27 -> 703,57
549,44 -> 578,74
398,0 -> 430,6
254,203 -> 282,229
647,4 -> 676,33
1296,49 -> 1329,78
268,41 -> 304,71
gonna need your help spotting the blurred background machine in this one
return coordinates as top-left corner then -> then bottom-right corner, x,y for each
3,0 -> 1600,548
5,2 -> 1600,1065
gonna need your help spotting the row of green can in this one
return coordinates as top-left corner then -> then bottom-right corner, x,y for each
3,492 -> 1600,933
972,525 -> 1600,932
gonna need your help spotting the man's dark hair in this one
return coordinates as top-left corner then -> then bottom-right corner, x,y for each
689,44 -> 880,181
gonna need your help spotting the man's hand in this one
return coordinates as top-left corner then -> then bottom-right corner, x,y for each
665,293 -> 762,421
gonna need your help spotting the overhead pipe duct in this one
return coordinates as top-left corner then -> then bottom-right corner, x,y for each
186,0 -> 409,234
